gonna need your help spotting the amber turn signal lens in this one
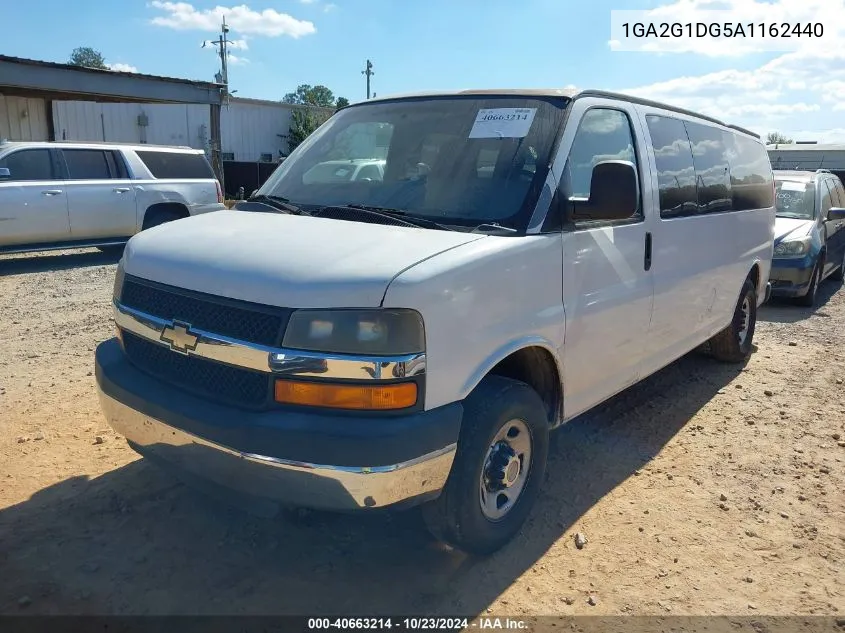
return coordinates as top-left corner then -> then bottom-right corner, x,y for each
274,379 -> 417,410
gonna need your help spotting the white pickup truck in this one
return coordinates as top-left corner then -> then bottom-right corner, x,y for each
96,88 -> 775,555
0,141 -> 225,254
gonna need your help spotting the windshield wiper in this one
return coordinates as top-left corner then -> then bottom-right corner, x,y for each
472,222 -> 517,235
247,194 -> 309,215
322,204 -> 456,231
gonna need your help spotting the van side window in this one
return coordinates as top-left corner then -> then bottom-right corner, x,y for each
724,133 -> 774,210
562,108 -> 640,223
645,115 -> 698,218
821,179 -> 835,216
833,179 -> 845,209
684,121 -> 732,214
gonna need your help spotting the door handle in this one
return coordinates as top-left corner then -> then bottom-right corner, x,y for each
113,187 -> 131,193
644,231 -> 653,271
42,189 -> 63,196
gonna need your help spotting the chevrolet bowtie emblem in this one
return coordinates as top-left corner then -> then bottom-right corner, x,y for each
160,321 -> 199,354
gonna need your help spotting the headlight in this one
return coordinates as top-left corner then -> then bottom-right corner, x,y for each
112,259 -> 125,301
773,237 -> 811,258
282,309 -> 424,356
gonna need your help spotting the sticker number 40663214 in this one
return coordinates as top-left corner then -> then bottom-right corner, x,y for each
469,108 -> 538,139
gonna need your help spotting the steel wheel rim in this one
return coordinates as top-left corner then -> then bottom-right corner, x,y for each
738,296 -> 751,346
479,418 -> 532,521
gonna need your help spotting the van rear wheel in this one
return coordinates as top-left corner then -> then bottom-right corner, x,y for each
421,375 -> 549,555
708,278 -> 757,363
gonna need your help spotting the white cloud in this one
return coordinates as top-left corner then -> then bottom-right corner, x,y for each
299,0 -> 318,3
617,0 -> 845,140
106,62 -> 139,73
227,54 -> 249,65
227,38 -> 249,50
324,3 -> 337,12
149,1 -> 316,38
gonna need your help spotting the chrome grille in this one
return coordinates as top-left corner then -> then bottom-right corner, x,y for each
119,276 -> 290,347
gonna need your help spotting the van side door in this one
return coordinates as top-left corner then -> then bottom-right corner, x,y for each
637,113 -> 742,369
821,178 -> 844,278
830,177 -> 845,272
0,148 -> 71,249
59,148 -> 138,240
557,99 -> 655,419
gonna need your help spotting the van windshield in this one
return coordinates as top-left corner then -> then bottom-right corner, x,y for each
774,180 -> 815,219
258,95 -> 569,230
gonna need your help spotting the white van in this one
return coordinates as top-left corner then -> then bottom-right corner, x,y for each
95,89 -> 775,554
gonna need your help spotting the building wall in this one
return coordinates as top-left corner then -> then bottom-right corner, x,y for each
52,98 -> 334,161
53,101 -> 210,148
0,96 -> 49,141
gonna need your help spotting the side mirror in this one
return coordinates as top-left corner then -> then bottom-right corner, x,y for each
828,207 -> 845,220
0,167 -> 10,179
572,160 -> 638,222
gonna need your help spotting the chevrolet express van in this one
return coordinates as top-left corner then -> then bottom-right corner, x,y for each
95,89 -> 775,554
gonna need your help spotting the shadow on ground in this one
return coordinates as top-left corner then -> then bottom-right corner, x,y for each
758,278 -> 842,324
0,352 -> 744,616
0,249 -> 122,276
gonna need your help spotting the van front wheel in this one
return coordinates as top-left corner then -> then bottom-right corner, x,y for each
708,278 -> 757,363
422,375 -> 549,555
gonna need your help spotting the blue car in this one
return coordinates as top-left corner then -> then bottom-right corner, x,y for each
770,170 -> 845,306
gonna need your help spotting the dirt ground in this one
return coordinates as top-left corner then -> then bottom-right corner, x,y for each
0,248 -> 843,619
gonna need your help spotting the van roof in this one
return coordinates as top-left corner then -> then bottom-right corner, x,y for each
361,88 -> 760,139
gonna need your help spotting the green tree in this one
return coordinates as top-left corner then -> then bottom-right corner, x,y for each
283,84 -> 348,109
287,109 -> 331,154
766,132 -> 793,145
68,47 -> 108,70
283,84 -> 335,107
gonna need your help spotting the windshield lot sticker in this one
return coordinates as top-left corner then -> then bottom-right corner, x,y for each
469,108 -> 537,139
779,181 -> 805,192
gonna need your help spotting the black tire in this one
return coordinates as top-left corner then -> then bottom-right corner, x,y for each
421,375 -> 549,555
142,209 -> 183,231
708,278 -> 757,363
831,250 -> 845,282
795,261 -> 820,307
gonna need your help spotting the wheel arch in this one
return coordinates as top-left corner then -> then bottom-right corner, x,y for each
460,338 -> 563,427
142,202 -> 190,229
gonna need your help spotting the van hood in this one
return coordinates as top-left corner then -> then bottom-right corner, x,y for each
121,210 -> 486,308
774,216 -> 813,243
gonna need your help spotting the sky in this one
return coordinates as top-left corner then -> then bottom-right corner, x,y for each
3,0 -> 845,141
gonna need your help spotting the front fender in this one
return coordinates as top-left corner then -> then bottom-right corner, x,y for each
459,336 -> 563,402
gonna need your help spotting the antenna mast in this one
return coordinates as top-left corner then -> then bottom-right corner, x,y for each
361,59 -> 374,99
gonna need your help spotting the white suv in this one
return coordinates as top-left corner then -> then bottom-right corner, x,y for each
0,141 -> 226,254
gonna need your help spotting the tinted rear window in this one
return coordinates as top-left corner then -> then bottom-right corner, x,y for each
136,151 -> 214,179
62,149 -> 112,179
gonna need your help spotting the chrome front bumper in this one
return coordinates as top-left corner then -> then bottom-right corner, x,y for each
98,389 -> 456,512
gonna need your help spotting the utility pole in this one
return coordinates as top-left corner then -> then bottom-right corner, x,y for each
202,16 -> 231,195
361,59 -> 374,99
204,16 -> 230,95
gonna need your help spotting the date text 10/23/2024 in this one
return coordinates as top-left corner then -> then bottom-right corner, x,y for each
307,617 -> 529,631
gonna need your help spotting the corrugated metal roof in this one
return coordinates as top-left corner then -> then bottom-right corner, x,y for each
0,54 -> 219,89
768,143 -> 845,152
